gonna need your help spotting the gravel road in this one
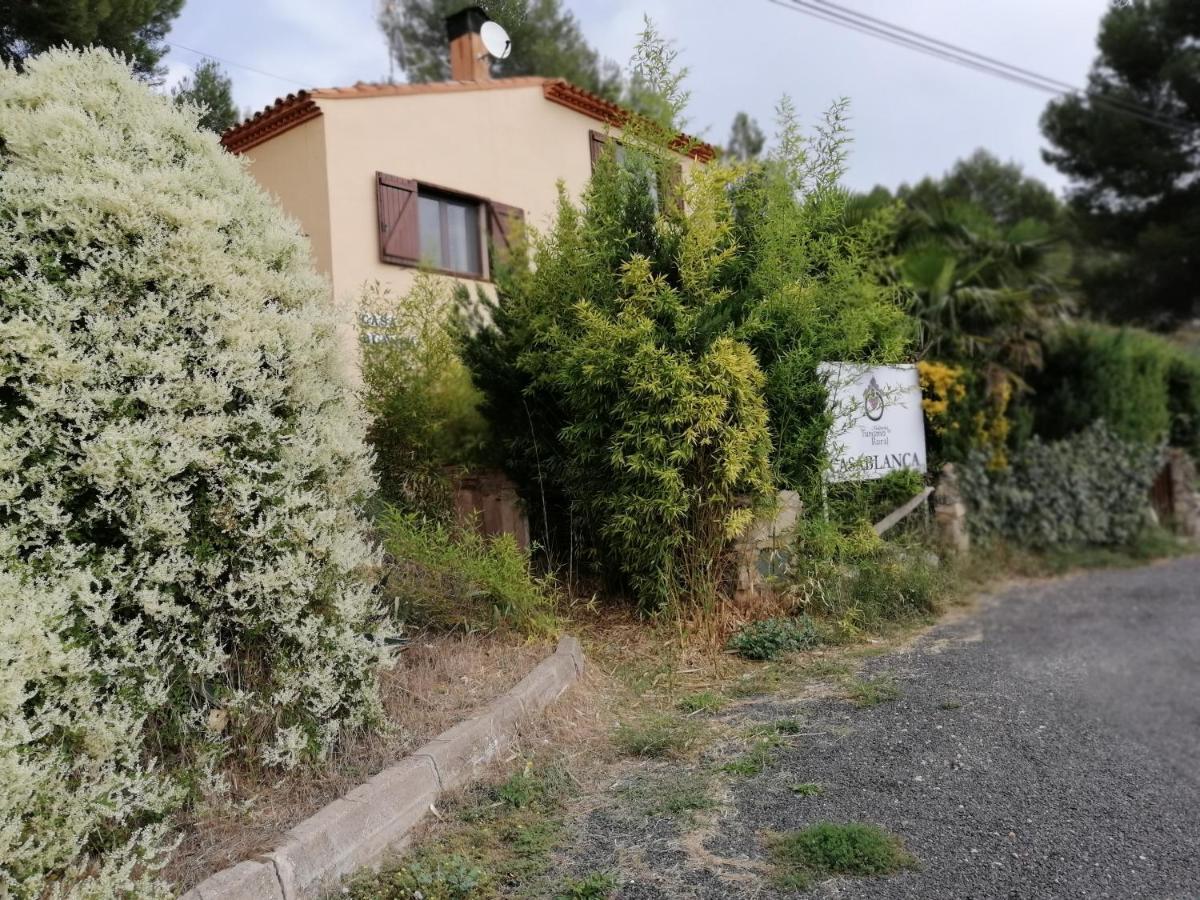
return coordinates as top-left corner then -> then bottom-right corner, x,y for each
555,557 -> 1200,899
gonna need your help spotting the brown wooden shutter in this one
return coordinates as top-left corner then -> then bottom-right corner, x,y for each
487,201 -> 525,271
376,172 -> 420,265
589,129 -> 607,171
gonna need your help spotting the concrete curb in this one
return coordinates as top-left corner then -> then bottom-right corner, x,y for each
180,635 -> 585,900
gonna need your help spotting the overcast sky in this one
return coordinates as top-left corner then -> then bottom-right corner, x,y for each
163,0 -> 1116,194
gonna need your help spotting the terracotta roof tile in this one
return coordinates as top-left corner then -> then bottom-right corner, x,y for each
221,77 -> 714,162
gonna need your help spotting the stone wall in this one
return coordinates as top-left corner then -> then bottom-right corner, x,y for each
933,463 -> 970,554
732,491 -> 802,606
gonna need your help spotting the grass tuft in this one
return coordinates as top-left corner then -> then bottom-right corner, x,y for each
555,871 -> 617,899
346,851 -> 486,899
723,734 -> 783,777
845,675 -> 901,708
790,782 -> 823,796
621,770 -> 716,820
346,758 -> 571,898
676,691 -> 726,714
793,657 -> 852,680
768,822 -> 916,889
611,714 -> 706,759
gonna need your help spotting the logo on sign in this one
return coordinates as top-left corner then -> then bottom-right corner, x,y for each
864,376 -> 885,421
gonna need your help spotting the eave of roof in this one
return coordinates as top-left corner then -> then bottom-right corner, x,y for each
221,77 -> 715,161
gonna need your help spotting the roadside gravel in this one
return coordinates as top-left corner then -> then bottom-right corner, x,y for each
552,556 -> 1200,899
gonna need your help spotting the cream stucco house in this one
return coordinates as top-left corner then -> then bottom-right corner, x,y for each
221,6 -> 712,365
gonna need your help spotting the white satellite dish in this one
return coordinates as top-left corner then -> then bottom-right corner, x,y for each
480,20 -> 512,60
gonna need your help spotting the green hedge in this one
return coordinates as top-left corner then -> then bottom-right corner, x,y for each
959,422 -> 1162,548
1032,323 -> 1200,454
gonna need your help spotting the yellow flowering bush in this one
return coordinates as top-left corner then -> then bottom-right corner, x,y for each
1,50 -> 385,895
918,360 -> 1011,469
918,360 -> 966,420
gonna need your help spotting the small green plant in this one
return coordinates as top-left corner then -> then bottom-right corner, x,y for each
768,822 -> 916,889
727,616 -> 820,661
612,714 -> 706,759
348,852 -> 487,900
493,762 -> 566,809
938,700 -> 962,710
790,782 -> 824,796
556,871 -> 618,899
676,691 -> 727,714
773,718 -> 803,734
846,676 -> 901,708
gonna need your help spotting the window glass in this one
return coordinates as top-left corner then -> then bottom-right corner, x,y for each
418,194 -> 443,270
417,190 -> 482,276
445,199 -> 481,275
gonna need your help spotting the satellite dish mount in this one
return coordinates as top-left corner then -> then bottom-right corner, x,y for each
480,20 -> 512,60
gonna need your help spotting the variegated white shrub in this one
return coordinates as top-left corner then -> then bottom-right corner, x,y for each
1,49 -> 385,895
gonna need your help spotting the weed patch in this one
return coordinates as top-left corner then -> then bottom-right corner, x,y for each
379,509 -> 558,634
768,822 -> 916,889
728,616 -> 820,660
612,714 -> 706,759
845,676 -> 901,708
727,668 -> 783,698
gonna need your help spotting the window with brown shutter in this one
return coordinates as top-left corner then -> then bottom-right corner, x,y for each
487,201 -> 525,270
375,172 -> 523,281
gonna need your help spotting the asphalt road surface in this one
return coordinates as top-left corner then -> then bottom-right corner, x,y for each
716,556 -> 1200,899
558,557 -> 1200,899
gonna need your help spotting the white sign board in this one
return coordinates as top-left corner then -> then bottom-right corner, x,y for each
818,362 -> 927,483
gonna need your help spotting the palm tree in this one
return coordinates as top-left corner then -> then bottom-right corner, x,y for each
897,197 -> 1074,384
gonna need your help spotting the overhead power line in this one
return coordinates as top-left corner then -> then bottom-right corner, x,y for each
165,40 -> 310,89
766,0 -> 1193,135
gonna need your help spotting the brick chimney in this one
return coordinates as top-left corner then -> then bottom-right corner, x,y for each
446,6 -> 491,82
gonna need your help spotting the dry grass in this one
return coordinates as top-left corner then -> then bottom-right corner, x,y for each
166,632 -> 552,892
165,592 -> 945,894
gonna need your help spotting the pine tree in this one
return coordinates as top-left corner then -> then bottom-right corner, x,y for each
172,57 -> 238,133
0,0 -> 184,78
726,111 -> 765,161
1040,0 -> 1200,326
378,0 -> 622,100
